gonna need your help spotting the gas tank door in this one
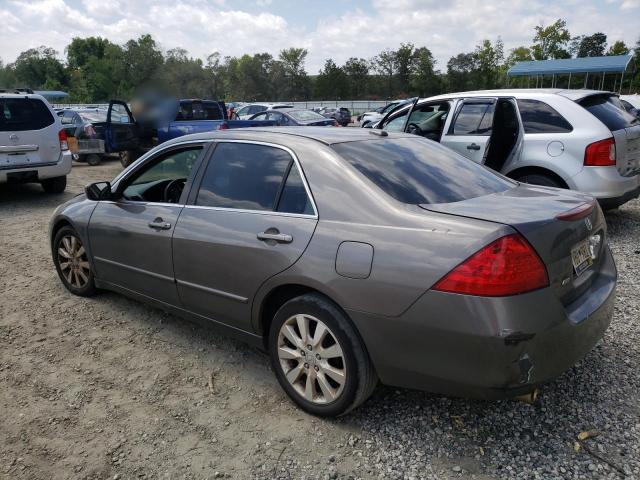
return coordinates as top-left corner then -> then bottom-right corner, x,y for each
547,141 -> 565,157
335,241 -> 374,279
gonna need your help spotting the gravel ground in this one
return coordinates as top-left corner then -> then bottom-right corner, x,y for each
0,158 -> 638,480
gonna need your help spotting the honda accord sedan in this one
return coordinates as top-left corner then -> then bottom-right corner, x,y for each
49,127 -> 616,417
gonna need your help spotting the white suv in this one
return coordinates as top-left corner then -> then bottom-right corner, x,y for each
234,103 -> 293,120
1,92 -> 72,193
378,89 -> 640,209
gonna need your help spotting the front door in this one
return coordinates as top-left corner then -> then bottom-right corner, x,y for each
440,98 -> 496,164
173,141 -> 318,332
105,100 -> 139,153
88,145 -> 205,304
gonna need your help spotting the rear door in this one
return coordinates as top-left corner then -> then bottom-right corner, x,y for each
0,96 -> 60,169
105,100 -> 139,153
172,141 -> 318,332
579,94 -> 640,177
440,98 -> 496,164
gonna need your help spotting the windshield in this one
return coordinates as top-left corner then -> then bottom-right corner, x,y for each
288,110 -> 326,121
78,110 -> 108,123
579,95 -> 639,131
332,137 -> 513,204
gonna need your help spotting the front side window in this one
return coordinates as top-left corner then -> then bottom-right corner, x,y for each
288,110 -> 325,121
451,102 -> 495,135
517,99 -> 573,133
109,103 -> 132,124
196,143 -> 291,211
121,147 -> 201,203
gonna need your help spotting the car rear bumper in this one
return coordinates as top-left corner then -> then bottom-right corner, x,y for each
349,245 -> 616,399
570,166 -> 640,207
0,151 -> 72,183
598,184 -> 640,210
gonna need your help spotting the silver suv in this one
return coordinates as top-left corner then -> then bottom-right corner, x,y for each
1,92 -> 72,193
379,89 -> 640,209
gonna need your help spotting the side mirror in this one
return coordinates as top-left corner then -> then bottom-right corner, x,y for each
85,181 -> 112,201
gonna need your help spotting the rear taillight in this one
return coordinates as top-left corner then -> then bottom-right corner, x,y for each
58,129 -> 68,151
556,199 -> 596,221
432,233 -> 549,297
217,122 -> 229,130
584,137 -> 615,166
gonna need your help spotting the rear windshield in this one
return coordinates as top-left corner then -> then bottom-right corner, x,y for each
176,101 -> 224,120
289,110 -> 325,121
78,110 -> 108,123
0,98 -> 55,131
332,137 -> 514,205
579,95 -> 639,131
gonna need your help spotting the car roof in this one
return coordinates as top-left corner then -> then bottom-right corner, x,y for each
422,88 -> 612,102
0,92 -> 49,102
163,126 -> 414,147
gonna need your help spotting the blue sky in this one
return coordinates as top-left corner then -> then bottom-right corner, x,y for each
0,0 -> 638,72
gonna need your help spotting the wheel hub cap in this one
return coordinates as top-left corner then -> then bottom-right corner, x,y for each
277,314 -> 346,404
57,234 -> 90,289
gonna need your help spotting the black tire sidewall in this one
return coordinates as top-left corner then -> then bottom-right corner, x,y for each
268,295 -> 361,417
52,226 -> 97,297
41,176 -> 67,194
517,174 -> 562,189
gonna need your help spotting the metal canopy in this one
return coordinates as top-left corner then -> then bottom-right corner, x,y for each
508,55 -> 633,77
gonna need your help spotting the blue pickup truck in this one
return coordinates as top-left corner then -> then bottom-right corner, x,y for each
105,99 -> 276,166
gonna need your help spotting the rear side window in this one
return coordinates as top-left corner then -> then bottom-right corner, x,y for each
0,98 -> 55,131
333,138 -> 513,205
579,95 -> 638,131
517,99 -> 573,133
277,165 -> 314,215
196,142 -> 291,211
451,102 -> 494,135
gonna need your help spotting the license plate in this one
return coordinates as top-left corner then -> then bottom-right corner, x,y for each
571,240 -> 593,276
1,153 -> 29,166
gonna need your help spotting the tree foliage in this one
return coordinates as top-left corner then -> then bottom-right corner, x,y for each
0,25 -> 636,102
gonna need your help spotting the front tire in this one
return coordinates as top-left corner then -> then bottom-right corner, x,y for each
52,226 -> 97,297
268,293 -> 377,417
41,176 -> 67,194
120,150 -> 140,168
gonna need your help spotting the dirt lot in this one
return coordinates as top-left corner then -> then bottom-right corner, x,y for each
1,158 -> 639,480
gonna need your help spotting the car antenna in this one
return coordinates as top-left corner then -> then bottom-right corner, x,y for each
369,129 -> 388,136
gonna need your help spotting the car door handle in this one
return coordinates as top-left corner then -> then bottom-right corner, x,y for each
257,232 -> 293,243
148,218 -> 171,230
467,143 -> 481,151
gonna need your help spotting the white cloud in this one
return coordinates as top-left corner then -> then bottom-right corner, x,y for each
0,0 -> 637,73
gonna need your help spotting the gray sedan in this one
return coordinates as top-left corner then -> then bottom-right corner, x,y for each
49,127 -> 616,416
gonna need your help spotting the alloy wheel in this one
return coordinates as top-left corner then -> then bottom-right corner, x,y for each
57,235 -> 91,289
277,314 -> 346,404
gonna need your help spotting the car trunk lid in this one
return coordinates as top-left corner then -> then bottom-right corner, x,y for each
420,184 -> 607,305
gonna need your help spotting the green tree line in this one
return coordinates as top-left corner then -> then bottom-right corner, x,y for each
0,20 -> 638,103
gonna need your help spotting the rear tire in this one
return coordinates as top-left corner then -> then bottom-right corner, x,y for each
41,176 -> 67,194
120,150 -> 140,168
86,154 -> 101,166
268,293 -> 377,417
515,173 -> 564,189
52,226 -> 97,297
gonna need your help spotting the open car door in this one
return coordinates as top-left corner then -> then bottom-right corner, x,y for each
440,98 -> 496,165
105,100 -> 140,153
